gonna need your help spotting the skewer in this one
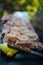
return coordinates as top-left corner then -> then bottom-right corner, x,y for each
31,50 -> 43,57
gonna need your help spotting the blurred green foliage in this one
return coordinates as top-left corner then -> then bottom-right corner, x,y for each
0,0 -> 43,20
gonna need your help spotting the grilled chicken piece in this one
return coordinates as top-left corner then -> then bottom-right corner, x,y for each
2,15 -> 43,50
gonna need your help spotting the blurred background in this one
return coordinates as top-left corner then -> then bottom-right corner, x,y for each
0,0 -> 43,29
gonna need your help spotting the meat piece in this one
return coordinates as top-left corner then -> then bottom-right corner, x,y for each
10,16 -> 23,26
5,31 -> 20,43
26,21 -> 35,31
17,34 -> 29,42
16,40 -> 35,49
10,27 -> 19,33
6,21 -> 14,26
6,32 -> 17,42
16,40 -> 43,49
24,30 -> 39,42
7,37 -> 16,42
35,42 -> 43,50
2,23 -> 11,34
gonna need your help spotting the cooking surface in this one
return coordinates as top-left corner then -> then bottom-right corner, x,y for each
0,54 -> 43,65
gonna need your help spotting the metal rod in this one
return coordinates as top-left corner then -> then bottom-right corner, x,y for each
31,50 -> 43,57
